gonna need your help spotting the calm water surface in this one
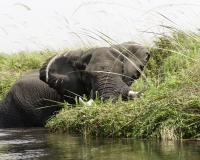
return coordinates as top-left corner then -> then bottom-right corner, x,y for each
0,128 -> 200,160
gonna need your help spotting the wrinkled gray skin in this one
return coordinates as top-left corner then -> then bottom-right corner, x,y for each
0,42 -> 150,128
0,70 -> 62,128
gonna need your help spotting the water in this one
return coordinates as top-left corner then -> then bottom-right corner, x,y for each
0,128 -> 200,160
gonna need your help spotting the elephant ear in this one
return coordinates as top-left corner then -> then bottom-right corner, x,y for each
75,48 -> 94,70
111,42 -> 150,85
40,50 -> 84,95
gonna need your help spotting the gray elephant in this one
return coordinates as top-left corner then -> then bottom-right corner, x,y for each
0,42 -> 150,128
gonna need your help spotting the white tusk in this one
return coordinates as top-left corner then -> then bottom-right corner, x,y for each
79,97 -> 94,106
128,86 -> 147,99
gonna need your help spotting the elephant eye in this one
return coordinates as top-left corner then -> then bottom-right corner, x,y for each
85,74 -> 90,80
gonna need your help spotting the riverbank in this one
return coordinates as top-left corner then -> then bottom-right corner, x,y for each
1,31 -> 200,139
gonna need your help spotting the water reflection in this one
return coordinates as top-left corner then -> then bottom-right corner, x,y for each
0,128 -> 200,160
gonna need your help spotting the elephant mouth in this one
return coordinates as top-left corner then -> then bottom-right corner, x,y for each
79,86 -> 147,106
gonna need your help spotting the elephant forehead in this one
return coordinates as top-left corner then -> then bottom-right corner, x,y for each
86,59 -> 123,72
90,49 -> 121,63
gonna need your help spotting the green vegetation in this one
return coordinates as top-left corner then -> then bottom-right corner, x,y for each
1,31 -> 200,139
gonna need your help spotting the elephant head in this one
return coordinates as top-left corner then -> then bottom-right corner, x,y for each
40,42 -> 150,105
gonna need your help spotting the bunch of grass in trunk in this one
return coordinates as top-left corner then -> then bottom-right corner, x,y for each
46,31 -> 200,139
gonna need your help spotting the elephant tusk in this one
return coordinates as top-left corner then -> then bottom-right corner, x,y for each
128,86 -> 147,99
79,97 -> 94,106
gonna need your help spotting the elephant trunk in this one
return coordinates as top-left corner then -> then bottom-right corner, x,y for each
79,85 -> 147,106
91,75 -> 131,102
79,74 -> 147,106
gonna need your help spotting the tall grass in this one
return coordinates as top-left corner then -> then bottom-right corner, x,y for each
45,31 -> 200,139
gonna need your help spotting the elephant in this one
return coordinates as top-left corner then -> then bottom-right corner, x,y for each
0,70 -> 62,128
0,42 -> 150,128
